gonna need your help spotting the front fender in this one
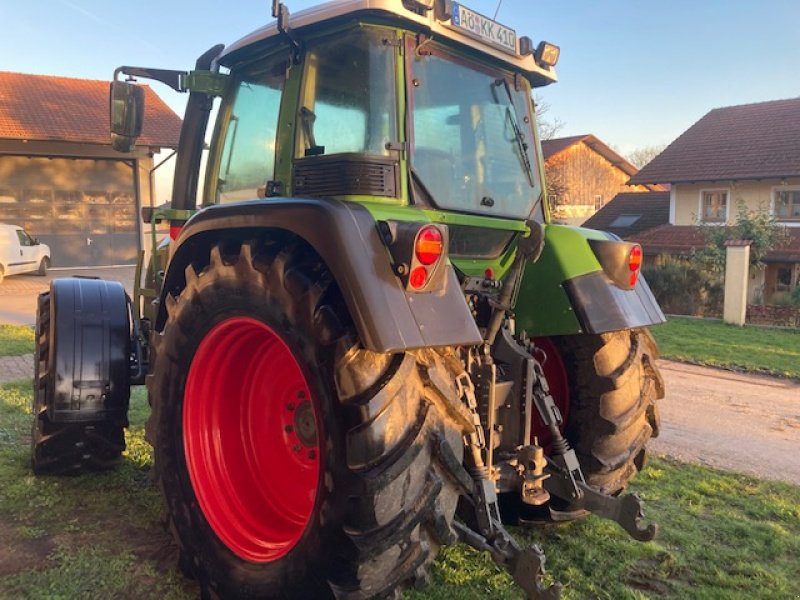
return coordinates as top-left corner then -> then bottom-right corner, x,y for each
157,198 -> 482,353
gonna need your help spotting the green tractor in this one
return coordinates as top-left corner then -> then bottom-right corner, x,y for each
31,1 -> 665,597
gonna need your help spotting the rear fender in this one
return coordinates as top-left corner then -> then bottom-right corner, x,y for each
157,199 -> 482,353
515,224 -> 665,337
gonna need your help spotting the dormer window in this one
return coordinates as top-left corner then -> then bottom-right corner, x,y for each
774,188 -> 800,221
700,189 -> 728,223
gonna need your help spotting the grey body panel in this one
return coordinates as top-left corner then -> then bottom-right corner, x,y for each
159,198 -> 482,353
564,272 -> 665,334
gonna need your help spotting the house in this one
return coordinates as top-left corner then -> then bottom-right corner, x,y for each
628,97 -> 800,302
542,134 -> 660,226
0,71 -> 181,268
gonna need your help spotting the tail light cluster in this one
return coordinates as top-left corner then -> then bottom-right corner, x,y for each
379,221 -> 449,292
587,238 -> 644,291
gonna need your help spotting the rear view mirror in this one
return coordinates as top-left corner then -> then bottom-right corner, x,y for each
110,81 -> 145,152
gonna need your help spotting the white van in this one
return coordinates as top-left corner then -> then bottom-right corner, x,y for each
0,223 -> 51,283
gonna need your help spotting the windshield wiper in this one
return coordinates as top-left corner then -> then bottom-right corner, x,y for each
495,79 -> 535,187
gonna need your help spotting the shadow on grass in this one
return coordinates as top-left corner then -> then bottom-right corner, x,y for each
0,382 -> 196,599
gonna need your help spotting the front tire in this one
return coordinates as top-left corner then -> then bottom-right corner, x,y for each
37,257 -> 49,276
31,292 -> 125,474
148,239 -> 472,599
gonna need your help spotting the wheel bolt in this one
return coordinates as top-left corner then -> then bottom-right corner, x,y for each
296,390 -> 306,399
307,449 -> 316,460
284,425 -> 293,433
286,402 -> 295,411
292,444 -> 302,453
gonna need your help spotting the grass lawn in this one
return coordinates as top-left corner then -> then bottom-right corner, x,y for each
650,316 -> 800,379
0,325 -> 35,358
1,381 -> 798,599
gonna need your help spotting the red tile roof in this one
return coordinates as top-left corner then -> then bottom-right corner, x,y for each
0,71 -> 181,148
582,191 -> 670,238
629,97 -> 800,185
629,224 -> 800,263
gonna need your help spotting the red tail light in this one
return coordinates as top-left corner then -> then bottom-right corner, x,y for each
169,224 -> 183,240
409,266 -> 428,289
628,245 -> 642,287
628,245 -> 642,271
415,226 -> 443,266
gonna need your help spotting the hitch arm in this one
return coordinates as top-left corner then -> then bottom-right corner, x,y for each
452,521 -> 561,600
544,468 -> 658,542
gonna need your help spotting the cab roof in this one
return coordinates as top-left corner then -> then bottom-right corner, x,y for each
218,0 -> 557,87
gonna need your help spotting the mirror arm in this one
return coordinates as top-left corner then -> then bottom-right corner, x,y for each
114,67 -> 186,93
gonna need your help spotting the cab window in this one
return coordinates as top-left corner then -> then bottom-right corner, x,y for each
216,58 -> 286,203
297,28 -> 397,157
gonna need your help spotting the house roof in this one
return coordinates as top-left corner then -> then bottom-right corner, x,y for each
541,134 -> 641,178
0,71 -> 182,149
629,97 -> 800,185
582,191 -> 670,238
629,224 -> 800,263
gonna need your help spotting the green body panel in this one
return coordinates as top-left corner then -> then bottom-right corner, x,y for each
514,224 -> 608,337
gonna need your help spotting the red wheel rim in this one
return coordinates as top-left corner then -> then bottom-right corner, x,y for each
184,317 -> 320,563
531,337 -> 570,451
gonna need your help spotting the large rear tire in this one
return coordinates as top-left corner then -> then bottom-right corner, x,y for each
504,328 -> 663,524
555,328 -> 664,495
147,239 -> 473,599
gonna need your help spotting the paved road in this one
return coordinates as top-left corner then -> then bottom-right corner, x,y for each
0,267 -> 136,325
651,359 -> 800,485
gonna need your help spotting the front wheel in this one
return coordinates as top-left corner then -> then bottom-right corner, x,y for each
147,240 -> 472,599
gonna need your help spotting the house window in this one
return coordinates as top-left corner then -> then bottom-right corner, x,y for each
548,194 -> 559,206
610,214 -> 641,228
776,266 -> 792,292
773,188 -> 800,221
594,194 -> 604,210
700,190 -> 728,222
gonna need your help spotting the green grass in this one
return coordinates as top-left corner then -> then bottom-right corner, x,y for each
2,381 -> 799,599
0,325 -> 35,357
650,316 -> 800,379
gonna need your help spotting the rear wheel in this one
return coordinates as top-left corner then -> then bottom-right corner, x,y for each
37,257 -> 49,276
505,328 -> 663,524
555,329 -> 663,495
148,239 -> 472,599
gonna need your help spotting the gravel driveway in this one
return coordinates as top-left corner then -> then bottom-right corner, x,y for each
651,359 -> 800,485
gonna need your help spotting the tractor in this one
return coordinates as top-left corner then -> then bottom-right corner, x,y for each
31,1 -> 665,598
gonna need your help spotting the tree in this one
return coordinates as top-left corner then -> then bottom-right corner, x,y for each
695,201 -> 789,273
626,144 -> 666,168
533,94 -> 564,141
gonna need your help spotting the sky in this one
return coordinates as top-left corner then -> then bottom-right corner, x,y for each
2,0 -> 799,161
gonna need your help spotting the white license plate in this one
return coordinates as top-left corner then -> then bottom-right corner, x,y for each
450,3 -> 517,55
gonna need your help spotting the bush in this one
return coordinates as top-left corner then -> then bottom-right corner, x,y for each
643,255 -> 723,316
773,289 -> 800,306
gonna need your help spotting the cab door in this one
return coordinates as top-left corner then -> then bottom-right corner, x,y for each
14,228 -> 38,274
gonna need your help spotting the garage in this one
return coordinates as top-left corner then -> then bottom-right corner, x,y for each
0,71 -> 181,268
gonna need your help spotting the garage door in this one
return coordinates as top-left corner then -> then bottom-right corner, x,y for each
0,156 -> 139,267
